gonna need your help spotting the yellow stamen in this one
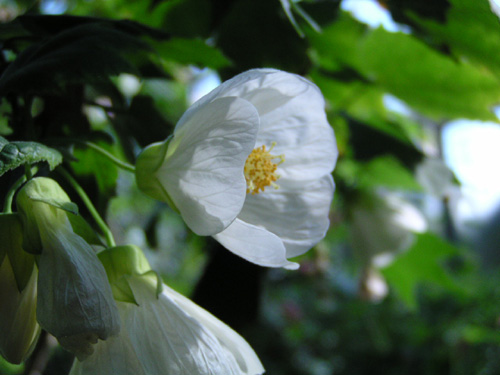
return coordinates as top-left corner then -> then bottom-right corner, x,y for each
244,142 -> 285,195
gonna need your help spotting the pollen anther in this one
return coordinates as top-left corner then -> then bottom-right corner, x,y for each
244,142 -> 285,195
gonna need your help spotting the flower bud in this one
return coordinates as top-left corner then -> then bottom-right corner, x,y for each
16,177 -> 120,360
0,214 -> 40,364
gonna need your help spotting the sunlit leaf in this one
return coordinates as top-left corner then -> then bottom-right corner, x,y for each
359,28 -> 500,121
338,155 -> 423,191
415,0 -> 500,79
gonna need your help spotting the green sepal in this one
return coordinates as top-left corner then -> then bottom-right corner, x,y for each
98,244 -> 152,283
135,137 -> 179,213
110,276 -> 139,305
0,213 -> 35,292
142,269 -> 164,299
98,245 -> 151,304
98,245 -> 163,303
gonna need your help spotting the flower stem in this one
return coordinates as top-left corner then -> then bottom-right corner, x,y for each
80,141 -> 135,173
58,167 -> 116,247
3,166 -> 38,213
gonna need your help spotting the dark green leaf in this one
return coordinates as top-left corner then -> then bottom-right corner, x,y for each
0,14 -> 170,42
0,140 -> 62,176
0,23 -> 155,95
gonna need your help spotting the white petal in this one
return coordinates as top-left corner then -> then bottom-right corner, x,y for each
255,85 -> 337,182
69,331 -> 146,375
239,175 -> 335,258
163,284 -> 265,375
159,97 -> 259,236
214,219 -> 299,269
70,278 -> 264,375
177,69 -> 289,120
124,281 -> 242,375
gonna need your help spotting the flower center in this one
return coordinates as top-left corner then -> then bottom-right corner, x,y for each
244,142 -> 285,195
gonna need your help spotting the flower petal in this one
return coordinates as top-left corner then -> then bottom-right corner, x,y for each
69,330 -> 146,375
214,219 -> 299,269
70,277 -> 264,375
254,86 -> 337,182
238,175 -> 335,258
158,96 -> 259,236
163,284 -> 265,375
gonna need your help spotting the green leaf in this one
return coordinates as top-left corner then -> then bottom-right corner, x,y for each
310,69 -> 418,144
381,233 -> 464,309
359,28 -> 500,121
309,11 -> 500,121
358,156 -> 423,191
461,325 -> 500,345
154,38 -> 231,69
307,12 -> 367,71
0,140 -> 62,177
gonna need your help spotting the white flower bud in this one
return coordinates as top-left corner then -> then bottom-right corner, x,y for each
16,178 -> 120,360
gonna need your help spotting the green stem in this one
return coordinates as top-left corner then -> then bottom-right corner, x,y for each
24,164 -> 33,180
3,166 -> 39,213
58,168 -> 116,247
80,141 -> 135,173
3,175 -> 26,213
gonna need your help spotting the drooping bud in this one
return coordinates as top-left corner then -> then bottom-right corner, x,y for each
16,177 -> 120,360
0,213 -> 40,364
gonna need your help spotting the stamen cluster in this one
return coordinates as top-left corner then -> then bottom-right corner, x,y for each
244,143 -> 285,195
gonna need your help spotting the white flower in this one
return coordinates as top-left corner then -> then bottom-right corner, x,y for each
70,276 -> 264,375
349,190 -> 428,268
136,69 -> 337,269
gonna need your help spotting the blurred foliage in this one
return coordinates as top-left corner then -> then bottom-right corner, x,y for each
1,0 -> 500,374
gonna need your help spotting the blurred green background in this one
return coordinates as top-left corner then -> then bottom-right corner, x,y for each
1,0 -> 500,374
